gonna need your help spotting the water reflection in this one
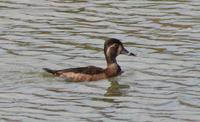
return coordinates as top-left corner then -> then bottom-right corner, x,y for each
104,78 -> 130,97
1,0 -> 200,121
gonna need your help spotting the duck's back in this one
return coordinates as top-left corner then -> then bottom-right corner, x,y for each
43,66 -> 106,81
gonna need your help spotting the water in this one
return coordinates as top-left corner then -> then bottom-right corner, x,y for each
0,0 -> 200,122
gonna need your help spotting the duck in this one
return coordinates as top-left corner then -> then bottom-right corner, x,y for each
43,38 -> 136,82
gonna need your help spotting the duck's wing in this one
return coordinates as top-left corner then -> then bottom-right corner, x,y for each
43,66 -> 105,76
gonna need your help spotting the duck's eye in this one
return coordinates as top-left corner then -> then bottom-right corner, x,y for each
112,44 -> 120,51
108,43 -> 117,50
114,43 -> 119,48
106,44 -> 118,55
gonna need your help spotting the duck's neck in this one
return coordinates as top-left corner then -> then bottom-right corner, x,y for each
104,54 -> 121,77
105,55 -> 117,65
105,62 -> 121,77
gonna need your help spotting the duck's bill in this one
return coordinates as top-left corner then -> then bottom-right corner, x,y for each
121,48 -> 136,56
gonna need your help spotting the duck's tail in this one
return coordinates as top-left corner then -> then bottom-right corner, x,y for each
43,68 -> 58,75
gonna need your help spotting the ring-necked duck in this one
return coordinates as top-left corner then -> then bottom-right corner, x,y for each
43,38 -> 136,82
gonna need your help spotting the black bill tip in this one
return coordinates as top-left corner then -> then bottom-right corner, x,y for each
127,52 -> 136,56
121,48 -> 136,56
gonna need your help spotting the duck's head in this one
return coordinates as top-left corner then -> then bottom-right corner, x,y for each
104,38 -> 136,64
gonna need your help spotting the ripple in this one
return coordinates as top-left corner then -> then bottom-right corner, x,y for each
1,0 -> 200,122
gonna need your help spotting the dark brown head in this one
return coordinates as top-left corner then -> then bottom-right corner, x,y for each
104,38 -> 136,65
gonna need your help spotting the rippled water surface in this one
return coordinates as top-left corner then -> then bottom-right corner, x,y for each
0,0 -> 200,122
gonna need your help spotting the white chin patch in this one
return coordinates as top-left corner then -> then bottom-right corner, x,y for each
117,46 -> 122,55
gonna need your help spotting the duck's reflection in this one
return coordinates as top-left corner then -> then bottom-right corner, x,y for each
104,78 -> 130,96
